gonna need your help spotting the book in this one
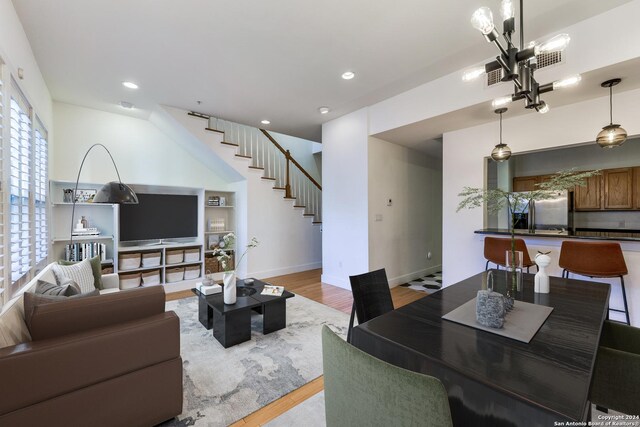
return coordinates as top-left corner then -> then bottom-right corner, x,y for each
261,285 -> 284,296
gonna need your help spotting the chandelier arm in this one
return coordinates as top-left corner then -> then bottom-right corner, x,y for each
519,0 -> 524,50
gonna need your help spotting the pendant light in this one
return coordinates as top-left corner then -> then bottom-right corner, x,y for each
596,78 -> 627,148
491,108 -> 512,162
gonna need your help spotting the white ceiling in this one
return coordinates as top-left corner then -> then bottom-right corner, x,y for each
12,0 -> 634,142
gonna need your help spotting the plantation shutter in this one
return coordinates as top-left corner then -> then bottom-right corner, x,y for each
34,119 -> 48,264
9,81 -> 32,284
0,71 -> 4,295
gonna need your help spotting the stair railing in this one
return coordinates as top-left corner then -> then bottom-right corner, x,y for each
189,112 -> 322,222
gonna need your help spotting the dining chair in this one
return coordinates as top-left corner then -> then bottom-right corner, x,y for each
483,237 -> 536,273
347,268 -> 394,343
322,325 -> 453,427
559,241 -> 630,325
590,321 -> 640,416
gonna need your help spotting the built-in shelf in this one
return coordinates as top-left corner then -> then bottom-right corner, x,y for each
164,260 -> 203,268
51,202 -> 115,207
205,205 -> 235,208
52,235 -> 114,242
204,231 -> 234,235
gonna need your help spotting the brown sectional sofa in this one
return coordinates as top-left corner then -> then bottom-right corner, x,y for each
0,268 -> 183,426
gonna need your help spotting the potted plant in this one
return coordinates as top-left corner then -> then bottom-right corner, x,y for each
212,233 -> 259,304
457,169 -> 599,296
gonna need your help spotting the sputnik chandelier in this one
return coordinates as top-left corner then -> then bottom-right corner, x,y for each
464,0 -> 581,114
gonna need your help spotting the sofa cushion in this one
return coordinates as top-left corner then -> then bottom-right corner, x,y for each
24,290 -> 100,332
58,256 -> 104,290
52,258 -> 95,293
35,279 -> 81,297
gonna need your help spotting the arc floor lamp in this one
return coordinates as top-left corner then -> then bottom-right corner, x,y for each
69,143 -> 138,247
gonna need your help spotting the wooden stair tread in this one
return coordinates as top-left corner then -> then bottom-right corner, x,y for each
312,221 -> 322,224
283,196 -> 296,200
248,166 -> 265,170
221,141 -> 238,147
188,112 -> 209,120
235,154 -> 252,159
261,177 -> 276,181
273,187 -> 286,190
205,127 -> 224,134
293,205 -> 305,208
303,214 -> 315,216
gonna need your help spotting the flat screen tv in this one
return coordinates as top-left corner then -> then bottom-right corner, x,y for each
119,193 -> 198,242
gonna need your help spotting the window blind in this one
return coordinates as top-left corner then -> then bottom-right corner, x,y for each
34,119 -> 48,264
0,71 -> 4,295
9,84 -> 32,284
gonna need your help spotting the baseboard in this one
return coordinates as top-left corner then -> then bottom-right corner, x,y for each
388,265 -> 442,288
249,261 -> 322,281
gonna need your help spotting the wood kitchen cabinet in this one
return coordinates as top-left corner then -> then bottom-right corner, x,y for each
604,168 -> 633,210
634,167 -> 640,209
574,174 -> 601,211
513,176 -> 538,192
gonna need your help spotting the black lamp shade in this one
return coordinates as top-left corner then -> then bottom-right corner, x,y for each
94,181 -> 138,204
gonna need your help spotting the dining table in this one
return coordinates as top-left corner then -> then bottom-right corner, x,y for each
351,270 -> 611,427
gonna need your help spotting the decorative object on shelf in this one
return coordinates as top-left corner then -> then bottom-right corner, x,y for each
69,143 -> 138,247
63,188 -> 74,203
208,196 -> 220,206
208,218 -> 225,232
219,196 -> 226,207
465,0 -> 580,114
458,169 -> 599,297
491,108 -> 511,162
596,78 -> 627,148
208,234 -> 220,250
212,233 -> 260,304
476,270 -> 505,329
534,251 -> 551,293
80,216 -> 88,229
74,189 -> 96,203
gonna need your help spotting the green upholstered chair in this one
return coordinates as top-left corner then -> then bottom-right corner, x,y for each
322,325 -> 453,427
590,321 -> 640,415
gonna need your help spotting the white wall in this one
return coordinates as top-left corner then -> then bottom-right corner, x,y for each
52,102 -> 230,190
443,88 -> 640,325
368,137 -> 442,285
321,109 -> 370,289
163,106 -> 322,279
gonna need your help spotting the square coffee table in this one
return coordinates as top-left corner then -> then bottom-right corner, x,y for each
192,278 -> 294,348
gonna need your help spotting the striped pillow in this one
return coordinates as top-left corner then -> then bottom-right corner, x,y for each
52,258 -> 96,293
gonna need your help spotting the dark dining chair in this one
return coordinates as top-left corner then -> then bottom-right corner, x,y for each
483,237 -> 536,273
347,268 -> 394,343
559,241 -> 630,325
322,325 -> 453,427
590,321 -> 640,416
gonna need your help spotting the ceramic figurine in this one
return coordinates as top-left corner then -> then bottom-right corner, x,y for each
534,252 -> 551,294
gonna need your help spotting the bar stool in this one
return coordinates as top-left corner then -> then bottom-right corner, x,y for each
559,241 -> 630,325
483,237 -> 536,273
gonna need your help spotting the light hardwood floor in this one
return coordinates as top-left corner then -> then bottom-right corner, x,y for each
166,269 -> 425,426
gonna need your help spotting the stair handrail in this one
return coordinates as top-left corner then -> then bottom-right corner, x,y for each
259,129 -> 322,191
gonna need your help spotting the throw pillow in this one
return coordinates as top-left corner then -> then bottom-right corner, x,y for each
35,279 -> 81,296
58,256 -> 104,290
23,289 -> 100,332
52,258 -> 95,293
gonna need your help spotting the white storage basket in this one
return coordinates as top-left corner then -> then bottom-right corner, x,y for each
141,269 -> 161,286
166,249 -> 184,265
166,267 -> 185,283
184,265 -> 201,280
119,272 -> 141,289
119,252 -> 141,270
142,251 -> 162,268
184,248 -> 201,263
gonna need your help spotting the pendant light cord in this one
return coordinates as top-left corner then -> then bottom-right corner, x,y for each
609,85 -> 613,125
499,111 -> 503,144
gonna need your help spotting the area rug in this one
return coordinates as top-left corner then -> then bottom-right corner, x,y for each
399,271 -> 442,294
160,294 -> 348,426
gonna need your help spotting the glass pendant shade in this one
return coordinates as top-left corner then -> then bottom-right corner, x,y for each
491,144 -> 512,161
596,124 -> 627,148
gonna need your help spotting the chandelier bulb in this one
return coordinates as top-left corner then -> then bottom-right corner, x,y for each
500,0 -> 515,20
537,102 -> 550,114
471,7 -> 495,35
553,74 -> 582,89
492,96 -> 512,108
535,33 -> 571,54
462,67 -> 485,82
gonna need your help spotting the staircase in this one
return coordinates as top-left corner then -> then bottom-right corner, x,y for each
187,111 -> 322,224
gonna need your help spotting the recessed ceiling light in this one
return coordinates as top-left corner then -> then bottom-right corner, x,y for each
318,107 -> 331,114
120,101 -> 135,109
261,120 -> 271,125
122,81 -> 139,89
341,71 -> 355,80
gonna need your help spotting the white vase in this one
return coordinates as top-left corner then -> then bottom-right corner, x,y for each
534,253 -> 551,294
223,271 -> 236,304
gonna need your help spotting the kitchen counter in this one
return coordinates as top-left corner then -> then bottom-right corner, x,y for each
476,228 -> 640,242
